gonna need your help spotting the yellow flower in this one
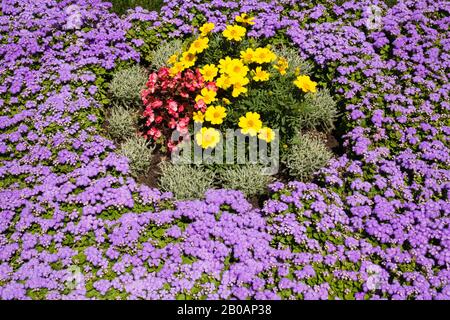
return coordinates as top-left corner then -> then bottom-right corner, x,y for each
180,52 -> 197,68
253,47 -> 276,64
232,82 -> 248,97
226,59 -> 249,81
218,56 -> 233,73
216,75 -> 233,90
240,48 -> 256,64
231,76 -> 249,97
199,22 -> 215,36
238,112 -> 262,136
195,127 -> 221,149
200,64 -> 218,82
169,62 -> 185,76
294,75 -> 317,93
195,88 -> 217,104
167,53 -> 179,65
222,97 -> 231,105
193,111 -> 205,123
222,25 -> 246,41
252,67 -> 270,81
235,13 -> 255,25
205,105 -> 227,124
274,57 -> 288,75
258,127 -> 275,142
188,37 -> 209,54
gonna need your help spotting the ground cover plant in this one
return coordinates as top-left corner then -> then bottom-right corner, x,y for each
0,0 -> 449,300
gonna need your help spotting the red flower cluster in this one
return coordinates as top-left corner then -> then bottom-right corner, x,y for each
141,67 -> 206,151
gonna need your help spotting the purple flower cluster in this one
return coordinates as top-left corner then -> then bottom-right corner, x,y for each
0,0 -> 449,299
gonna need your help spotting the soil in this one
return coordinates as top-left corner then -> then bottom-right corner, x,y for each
136,150 -> 167,189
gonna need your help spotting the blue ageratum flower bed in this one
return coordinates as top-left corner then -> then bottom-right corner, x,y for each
0,0 -> 449,300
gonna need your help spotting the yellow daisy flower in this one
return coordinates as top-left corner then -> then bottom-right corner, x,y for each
232,82 -> 248,97
188,37 -> 209,54
195,88 -> 217,104
200,64 -> 218,82
274,57 -> 288,75
294,75 -> 317,93
253,67 -> 270,81
258,127 -> 276,142
222,97 -> 231,105
205,105 -> 227,124
180,52 -> 197,68
216,75 -> 233,90
218,56 -> 233,73
253,47 -> 276,64
195,127 -> 221,149
238,112 -> 263,136
226,59 -> 249,80
167,53 -> 179,65
235,13 -> 255,25
169,62 -> 185,76
199,22 -> 215,36
240,48 -> 256,64
222,25 -> 246,41
193,111 -> 205,123
231,76 -> 249,97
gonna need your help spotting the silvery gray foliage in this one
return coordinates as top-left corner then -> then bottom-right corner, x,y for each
107,105 -> 137,141
158,162 -> 215,200
284,133 -> 333,181
298,89 -> 338,132
109,65 -> 148,103
119,135 -> 153,177
217,165 -> 273,197
149,39 -> 183,70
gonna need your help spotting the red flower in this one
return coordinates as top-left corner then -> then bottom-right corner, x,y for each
140,66 -> 213,150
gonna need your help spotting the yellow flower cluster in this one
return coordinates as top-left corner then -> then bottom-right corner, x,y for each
194,106 -> 227,125
239,47 -> 276,65
274,57 -> 288,75
215,57 -> 250,97
164,19 -> 294,149
168,23 -> 214,76
211,46 -> 276,98
238,112 -> 275,142
195,88 -> 217,105
294,75 -> 317,93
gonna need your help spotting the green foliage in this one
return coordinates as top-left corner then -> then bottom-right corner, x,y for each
283,133 -> 332,181
149,39 -> 183,70
118,135 -> 154,177
109,65 -> 148,104
217,165 -> 273,197
107,105 -> 137,141
231,82 -> 336,149
110,0 -> 163,16
229,73 -> 305,145
158,162 -> 215,200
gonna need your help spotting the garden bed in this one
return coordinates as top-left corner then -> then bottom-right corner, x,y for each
0,0 -> 449,300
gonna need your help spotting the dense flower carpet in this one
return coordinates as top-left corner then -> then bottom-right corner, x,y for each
0,0 -> 449,299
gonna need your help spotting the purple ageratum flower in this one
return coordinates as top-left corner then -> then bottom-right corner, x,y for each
65,5 -> 83,30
